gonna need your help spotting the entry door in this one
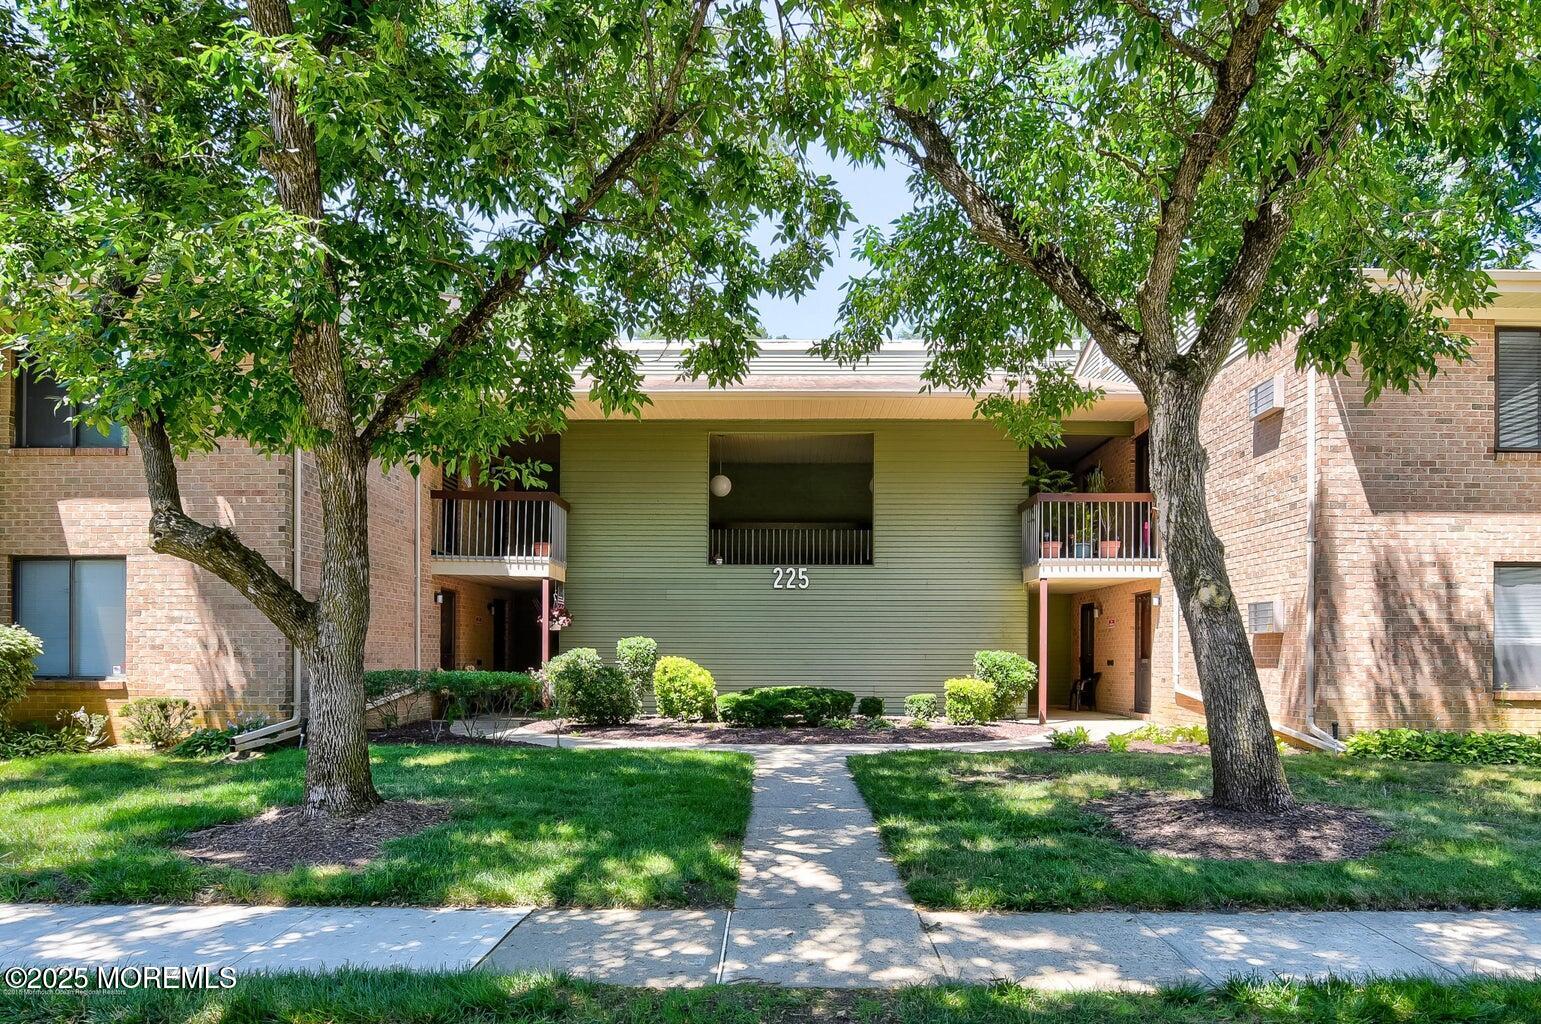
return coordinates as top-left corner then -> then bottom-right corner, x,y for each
1079,603 -> 1096,679
490,599 -> 509,671
438,591 -> 457,670
1134,592 -> 1153,712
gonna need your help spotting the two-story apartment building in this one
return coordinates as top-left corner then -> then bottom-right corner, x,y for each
4,271 -> 1540,743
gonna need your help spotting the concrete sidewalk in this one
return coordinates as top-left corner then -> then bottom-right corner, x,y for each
7,902 -> 1541,989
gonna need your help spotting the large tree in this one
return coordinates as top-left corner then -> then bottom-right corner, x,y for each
798,0 -> 1540,810
1,0 -> 843,816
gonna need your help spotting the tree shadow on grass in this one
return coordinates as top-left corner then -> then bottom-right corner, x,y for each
849,749 -> 1541,912
0,745 -> 752,908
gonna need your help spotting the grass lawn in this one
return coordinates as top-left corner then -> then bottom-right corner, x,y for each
848,749 -> 1541,912
0,744 -> 751,908
4,971 -> 1539,1024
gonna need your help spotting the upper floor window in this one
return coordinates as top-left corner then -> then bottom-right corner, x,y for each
1496,564 -> 1541,692
707,433 -> 874,566
14,557 -> 127,679
14,364 -> 125,449
1497,328 -> 1541,452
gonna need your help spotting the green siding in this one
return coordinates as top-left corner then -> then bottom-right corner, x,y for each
559,420 -> 1030,705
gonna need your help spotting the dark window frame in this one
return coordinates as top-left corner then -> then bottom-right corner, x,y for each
13,364 -> 126,449
1495,561 -> 1541,693
1495,327 -> 1541,454
12,555 -> 128,680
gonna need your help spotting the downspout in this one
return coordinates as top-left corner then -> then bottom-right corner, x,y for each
234,450 -> 305,749
1302,365 -> 1345,752
413,471 -> 422,671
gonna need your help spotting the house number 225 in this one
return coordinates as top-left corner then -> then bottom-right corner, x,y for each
772,567 -> 810,590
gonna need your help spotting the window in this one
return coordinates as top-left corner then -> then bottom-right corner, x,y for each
14,365 -> 124,449
707,433 -> 873,565
1497,328 -> 1541,452
14,558 -> 127,678
1496,565 -> 1541,692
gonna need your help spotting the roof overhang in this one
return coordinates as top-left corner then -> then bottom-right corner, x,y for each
1364,268 -> 1541,326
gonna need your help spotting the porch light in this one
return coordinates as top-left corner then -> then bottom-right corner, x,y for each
710,473 -> 733,497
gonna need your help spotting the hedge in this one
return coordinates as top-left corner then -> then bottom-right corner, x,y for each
856,696 -> 885,718
653,656 -> 717,721
0,625 -> 43,723
363,669 -> 541,714
616,637 -> 659,701
547,648 -> 639,725
973,650 -> 1036,719
717,686 -> 855,728
944,677 -> 995,725
904,693 -> 939,720
1344,728 -> 1541,767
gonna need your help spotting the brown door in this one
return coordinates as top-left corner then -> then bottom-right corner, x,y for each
438,591 -> 457,670
491,598 -> 509,671
1134,592 -> 1153,712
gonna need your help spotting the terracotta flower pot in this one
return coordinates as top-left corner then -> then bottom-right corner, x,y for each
532,542 -> 552,557
1099,539 -> 1122,558
1042,541 -> 1062,558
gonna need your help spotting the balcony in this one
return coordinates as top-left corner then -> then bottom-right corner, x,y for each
431,491 -> 568,581
709,523 -> 873,565
1021,493 -> 1163,587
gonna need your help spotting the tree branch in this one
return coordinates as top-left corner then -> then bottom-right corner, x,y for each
884,101 -> 1143,368
1188,1 -> 1387,380
1121,0 -> 1221,71
1136,0 -> 1289,356
131,415 -> 317,644
356,0 -> 715,448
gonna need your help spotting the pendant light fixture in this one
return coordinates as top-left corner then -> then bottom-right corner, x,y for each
710,444 -> 732,497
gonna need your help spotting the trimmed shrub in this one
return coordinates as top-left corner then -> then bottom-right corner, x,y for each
856,696 -> 885,719
717,686 -> 855,728
1050,725 -> 1091,750
904,693 -> 939,721
943,678 -> 996,725
363,669 -> 541,726
616,637 -> 659,700
1345,728 -> 1541,767
653,656 -> 717,721
973,650 -> 1036,719
119,697 -> 198,749
548,649 -> 638,725
0,624 -> 43,724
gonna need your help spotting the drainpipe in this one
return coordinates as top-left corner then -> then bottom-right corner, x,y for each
413,471 -> 422,671
235,449 -> 306,749
1302,365 -> 1345,752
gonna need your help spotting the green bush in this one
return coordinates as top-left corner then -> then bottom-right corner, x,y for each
1050,725 -> 1091,749
1345,728 -> 1541,767
973,650 -> 1036,718
717,686 -> 855,728
1107,731 -> 1131,753
943,678 -> 996,725
856,696 -> 885,718
616,637 -> 659,701
119,697 -> 198,749
363,670 -> 540,716
0,624 -> 43,724
548,649 -> 638,725
1126,723 -> 1210,746
171,714 -> 273,757
652,656 -> 717,721
904,693 -> 939,721
0,708 -> 107,760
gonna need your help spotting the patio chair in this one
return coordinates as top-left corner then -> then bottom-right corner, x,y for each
1068,671 -> 1101,712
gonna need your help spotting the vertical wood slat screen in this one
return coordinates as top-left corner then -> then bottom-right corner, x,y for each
1498,328 -> 1541,450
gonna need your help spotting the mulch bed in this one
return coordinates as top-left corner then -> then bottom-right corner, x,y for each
176,801 -> 451,873
517,716 -> 1050,745
1085,790 -> 1393,863
368,720 -> 542,748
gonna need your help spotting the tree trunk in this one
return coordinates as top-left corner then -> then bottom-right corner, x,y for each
300,437 -> 381,818
1148,375 -> 1295,813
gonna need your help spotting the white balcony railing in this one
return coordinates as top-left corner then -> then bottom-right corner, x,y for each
709,524 -> 872,566
1021,493 -> 1161,574
432,491 -> 567,578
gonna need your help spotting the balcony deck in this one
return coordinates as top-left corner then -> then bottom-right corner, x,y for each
1021,493 -> 1164,589
431,491 -> 568,582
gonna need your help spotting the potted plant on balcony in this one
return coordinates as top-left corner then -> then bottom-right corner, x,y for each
1098,531 -> 1122,559
1041,531 -> 1062,559
1072,510 -> 1098,558
1024,456 -> 1074,496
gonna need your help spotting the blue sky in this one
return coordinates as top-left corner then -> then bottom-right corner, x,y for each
755,150 -> 918,340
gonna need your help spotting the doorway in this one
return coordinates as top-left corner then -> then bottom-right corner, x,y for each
1078,603 -> 1096,680
490,598 -> 509,671
438,591 -> 457,670
1134,592 -> 1153,713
